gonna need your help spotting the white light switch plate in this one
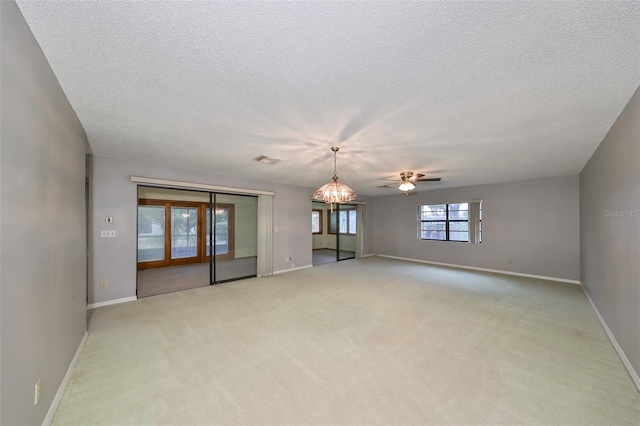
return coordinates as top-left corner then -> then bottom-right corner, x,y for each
101,230 -> 116,237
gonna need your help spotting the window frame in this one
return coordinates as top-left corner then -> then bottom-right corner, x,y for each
312,209 -> 323,235
418,202 -> 476,243
329,208 -> 356,235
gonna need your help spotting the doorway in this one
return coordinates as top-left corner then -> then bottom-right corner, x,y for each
136,187 -> 257,298
312,201 -> 359,266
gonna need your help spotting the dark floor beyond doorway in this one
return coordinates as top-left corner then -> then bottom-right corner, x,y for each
138,263 -> 208,298
313,249 -> 355,266
313,249 -> 336,266
137,257 -> 257,298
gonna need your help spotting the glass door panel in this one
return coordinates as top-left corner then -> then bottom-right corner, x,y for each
337,204 -> 356,261
212,194 -> 257,283
171,207 -> 198,259
205,205 -> 233,261
215,208 -> 229,255
137,205 -> 165,263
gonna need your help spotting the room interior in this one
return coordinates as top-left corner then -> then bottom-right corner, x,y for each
1,1 -> 639,425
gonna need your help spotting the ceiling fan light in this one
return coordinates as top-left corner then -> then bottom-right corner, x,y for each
399,181 -> 415,192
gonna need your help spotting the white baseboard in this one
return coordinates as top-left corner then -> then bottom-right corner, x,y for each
87,296 -> 137,310
43,331 -> 88,426
361,253 -> 376,258
581,286 -> 640,392
273,264 -> 313,275
375,255 -> 581,285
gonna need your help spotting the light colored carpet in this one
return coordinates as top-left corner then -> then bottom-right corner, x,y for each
56,257 -> 639,425
137,258 -> 257,298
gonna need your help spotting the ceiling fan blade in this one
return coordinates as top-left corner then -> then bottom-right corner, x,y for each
377,184 -> 393,188
415,177 -> 442,182
409,173 -> 425,181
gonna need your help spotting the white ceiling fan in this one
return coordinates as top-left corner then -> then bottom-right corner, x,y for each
378,171 -> 442,194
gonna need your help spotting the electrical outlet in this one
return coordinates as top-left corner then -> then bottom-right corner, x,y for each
100,281 -> 108,288
291,263 -> 295,269
34,379 -> 41,405
100,230 -> 116,238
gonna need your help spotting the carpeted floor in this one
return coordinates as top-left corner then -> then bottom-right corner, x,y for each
137,257 -> 258,298
56,257 -> 639,425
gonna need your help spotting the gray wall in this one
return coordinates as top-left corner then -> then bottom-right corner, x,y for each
580,86 -> 640,380
0,2 -> 88,424
89,155 -> 374,305
372,175 -> 580,281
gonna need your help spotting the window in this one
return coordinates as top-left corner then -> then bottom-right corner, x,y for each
137,205 -> 165,262
329,208 -> 356,235
312,210 -> 323,234
348,210 -> 356,234
171,207 -> 198,259
419,201 -> 481,243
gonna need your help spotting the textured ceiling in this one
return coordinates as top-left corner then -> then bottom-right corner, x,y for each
15,1 -> 640,196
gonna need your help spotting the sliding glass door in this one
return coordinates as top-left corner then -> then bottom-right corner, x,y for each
336,204 -> 357,261
205,204 -> 234,261
326,203 -> 357,261
209,193 -> 258,283
136,187 -> 259,298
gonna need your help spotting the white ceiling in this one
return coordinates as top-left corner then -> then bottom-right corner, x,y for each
15,1 -> 640,196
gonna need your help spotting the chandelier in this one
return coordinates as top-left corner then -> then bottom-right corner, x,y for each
312,147 -> 357,209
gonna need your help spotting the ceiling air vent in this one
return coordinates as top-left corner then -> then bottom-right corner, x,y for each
255,155 -> 281,165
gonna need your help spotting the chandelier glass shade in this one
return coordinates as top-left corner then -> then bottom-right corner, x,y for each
312,147 -> 357,205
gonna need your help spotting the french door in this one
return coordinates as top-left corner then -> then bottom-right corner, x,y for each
138,200 -> 203,269
170,206 -> 199,263
137,200 -> 235,269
